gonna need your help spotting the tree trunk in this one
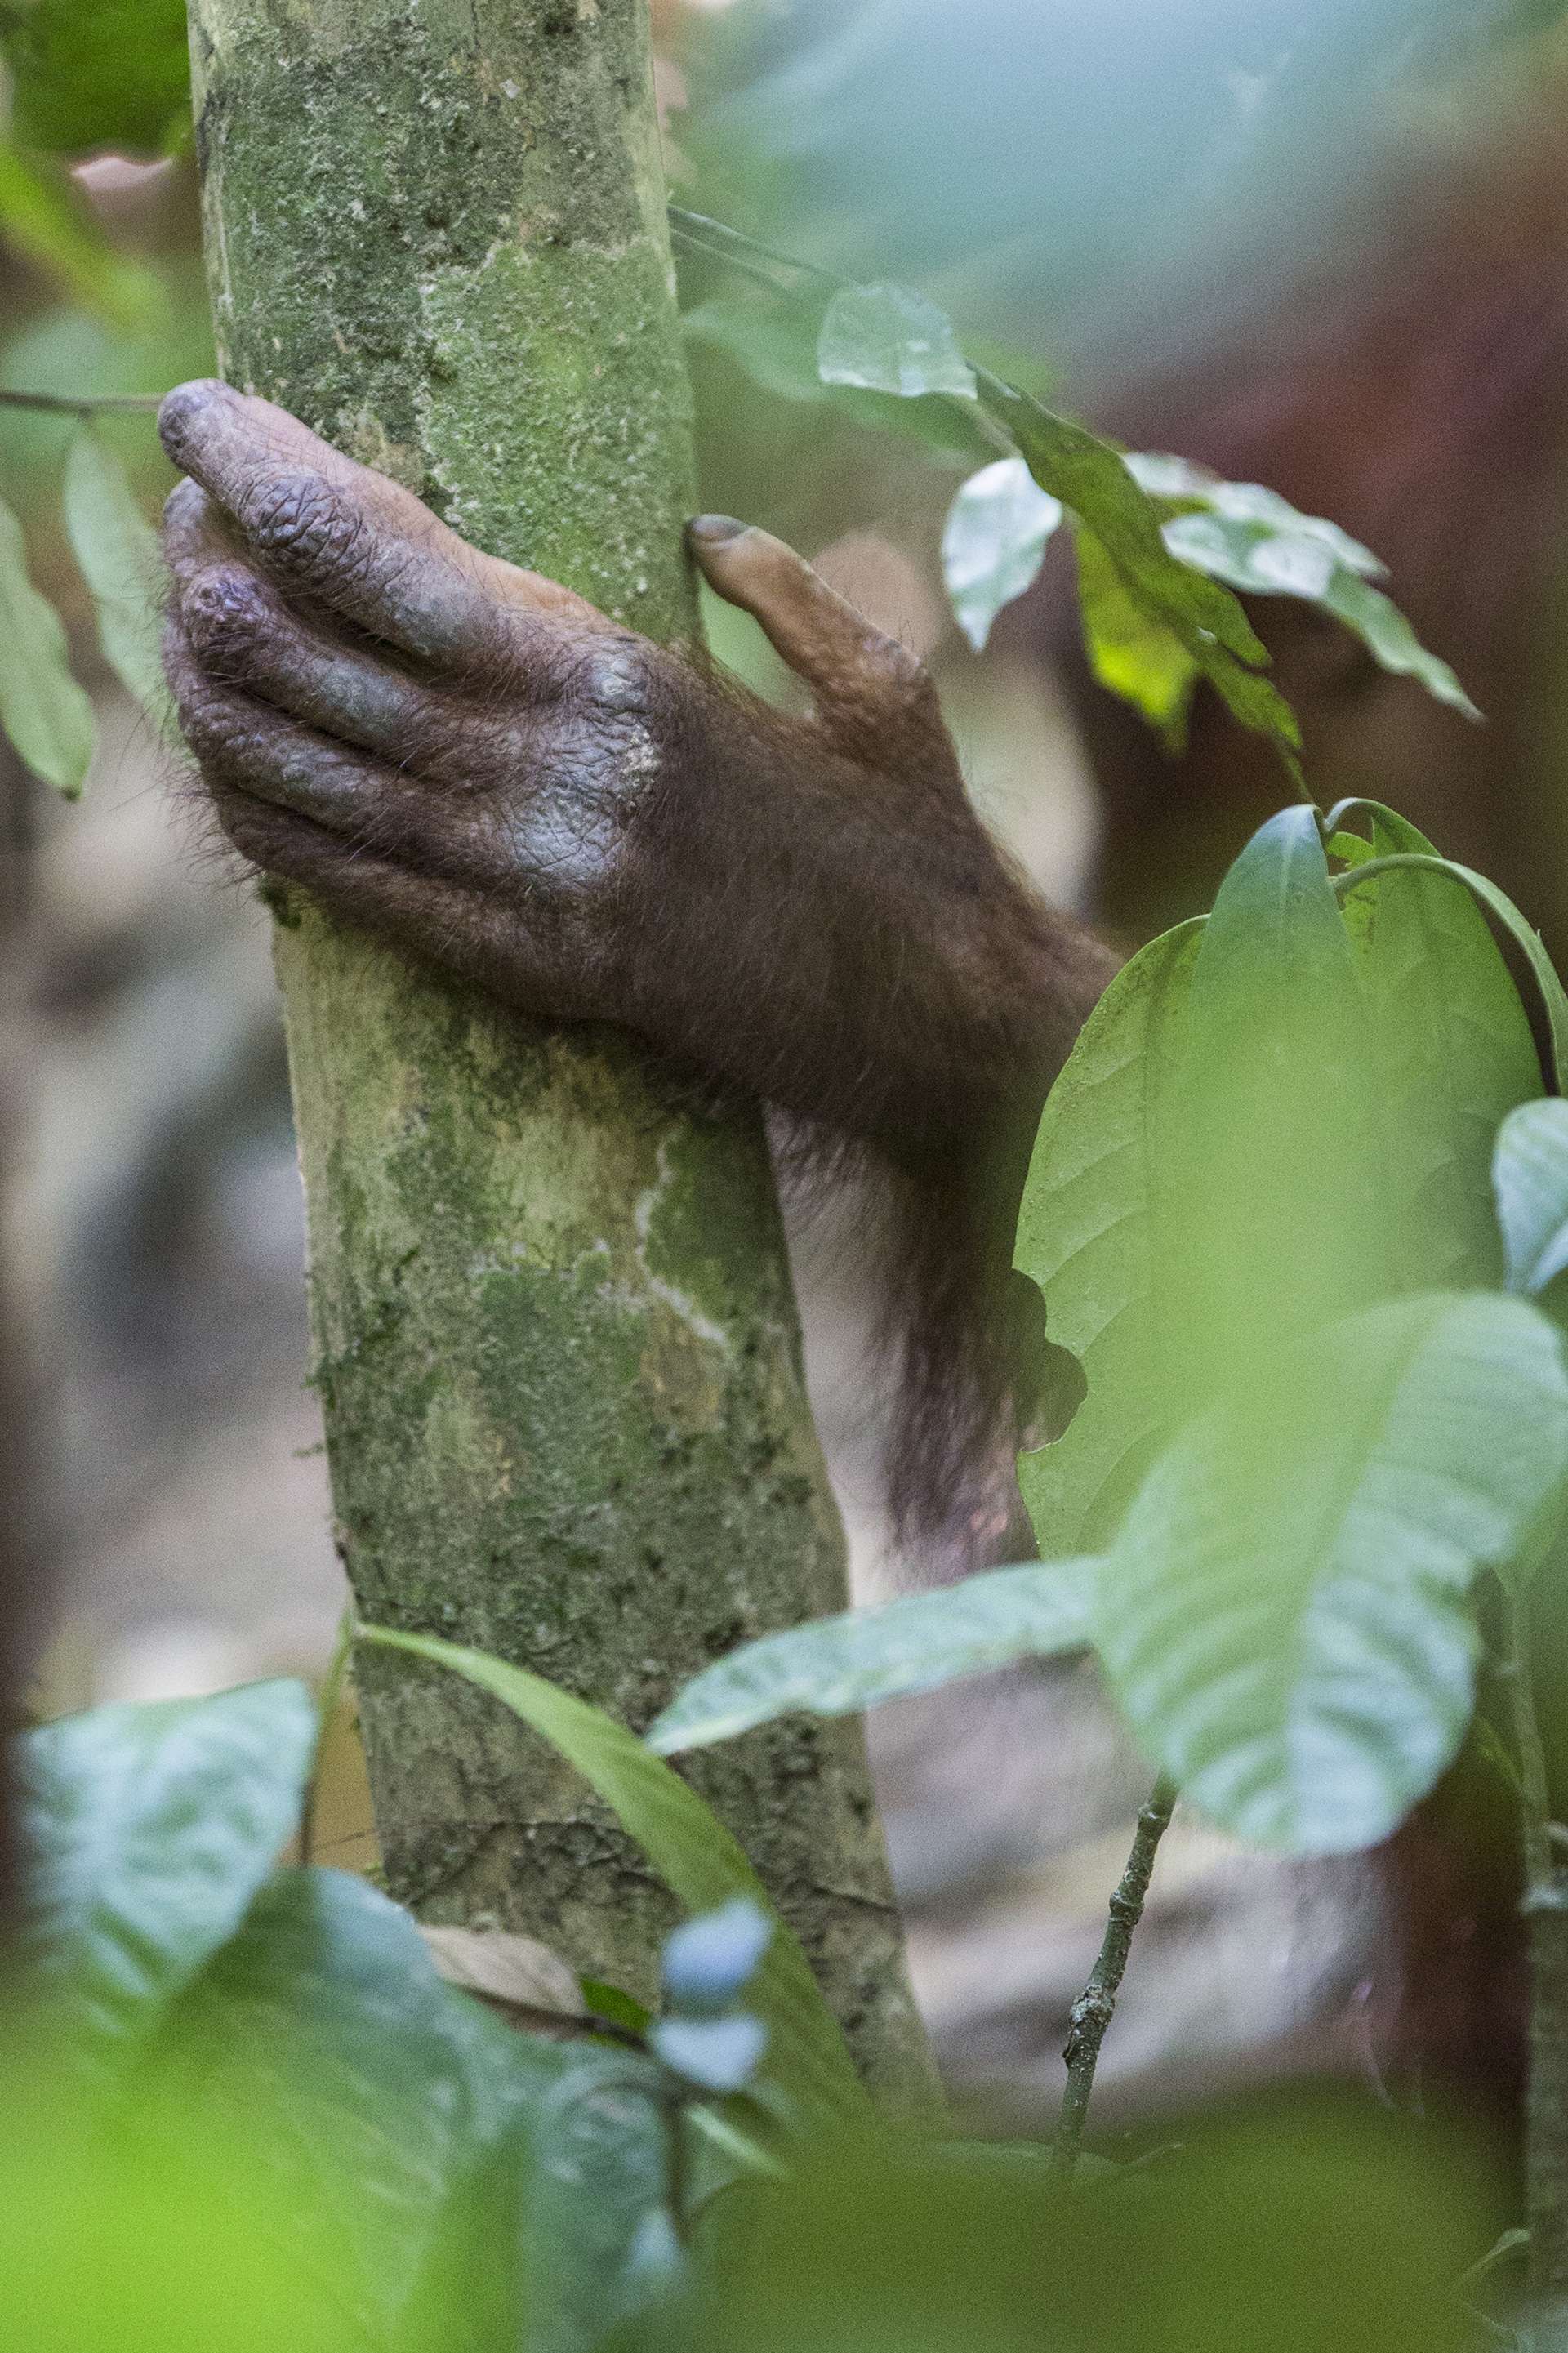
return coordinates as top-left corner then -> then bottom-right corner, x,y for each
185,0 -> 935,2107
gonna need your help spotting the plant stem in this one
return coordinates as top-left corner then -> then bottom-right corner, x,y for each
0,389 -> 162,413
1501,1579 -> 1568,2326
1052,1774 -> 1177,2177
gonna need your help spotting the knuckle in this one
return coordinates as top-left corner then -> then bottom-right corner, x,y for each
182,567 -> 272,661
575,634 -> 653,717
247,470 -> 366,587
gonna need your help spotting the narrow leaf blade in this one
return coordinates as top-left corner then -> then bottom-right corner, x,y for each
649,1558 -> 1097,1754
357,1626 -> 869,2128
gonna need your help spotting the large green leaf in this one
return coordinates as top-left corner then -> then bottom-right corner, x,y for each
1171,806 -> 1396,1402
1014,920 -> 1204,1555
16,1679 -> 317,2062
1329,803 -> 1541,1288
357,1627 -> 868,2131
2,0 -> 192,158
64,423 -> 171,721
648,1559 -> 1097,1754
1494,1099 -> 1568,1296
1095,1292 -> 1568,1853
0,487 -> 95,795
1335,848 -> 1568,1095
158,1866 -> 671,2353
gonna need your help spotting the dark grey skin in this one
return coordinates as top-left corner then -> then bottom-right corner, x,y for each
158,378 -> 1116,1559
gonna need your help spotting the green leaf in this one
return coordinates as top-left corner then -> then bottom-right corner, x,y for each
940,457 -> 1062,651
356,1626 -> 869,2130
1073,527 -> 1199,751
1096,1292 -> 1568,1853
649,1560 -> 1095,1754
2,0 -> 192,158
1126,454 -> 1385,575
64,423 -> 171,720
1128,453 -> 1480,722
1019,804 -> 1527,1562
159,1865 -> 672,2353
1329,803 -> 1541,1289
0,140 -> 160,325
1494,1099 -> 1568,1295
1171,807 -> 1396,1402
976,381 -> 1303,778
1015,920 -> 1205,1553
817,281 -> 978,401
16,1680 -> 317,2062
1335,849 -> 1568,1094
684,296 -> 996,464
0,486 -> 95,794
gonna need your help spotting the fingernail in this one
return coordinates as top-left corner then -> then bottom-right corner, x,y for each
688,514 -> 748,546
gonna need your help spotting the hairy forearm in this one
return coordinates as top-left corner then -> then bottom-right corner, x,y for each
623,711 -> 1117,1171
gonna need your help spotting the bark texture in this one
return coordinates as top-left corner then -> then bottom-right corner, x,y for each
185,0 -> 934,2106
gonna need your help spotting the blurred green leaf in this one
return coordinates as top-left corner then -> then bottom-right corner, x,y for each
1015,920 -> 1204,1554
649,1559 -> 1096,1754
1097,1291 -> 1568,1853
0,139 -> 161,324
1020,806 -> 1544,1561
0,2059 -> 341,2352
1,0 -> 192,158
64,421 -> 170,719
1074,526 -> 1199,751
684,296 -> 995,462
1494,1099 -> 1568,1296
1333,803 -> 1541,1289
940,456 -> 1062,652
817,281 -> 977,400
1128,455 -> 1478,718
357,1626 -> 870,2132
688,2104 -> 1485,2353
158,1865 -> 672,2353
0,488 -> 94,791
16,1680 -> 316,2063
1126,454 -> 1385,573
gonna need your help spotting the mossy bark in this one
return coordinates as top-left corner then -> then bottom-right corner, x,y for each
184,0 -> 935,2108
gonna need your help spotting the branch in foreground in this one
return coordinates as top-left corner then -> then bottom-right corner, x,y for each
1053,1774 -> 1178,2178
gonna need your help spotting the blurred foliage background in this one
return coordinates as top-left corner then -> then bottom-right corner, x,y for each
2,0 -> 1566,2128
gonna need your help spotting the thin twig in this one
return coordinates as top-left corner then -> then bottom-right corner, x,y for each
1052,1774 -> 1177,2178
0,388 -> 163,415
